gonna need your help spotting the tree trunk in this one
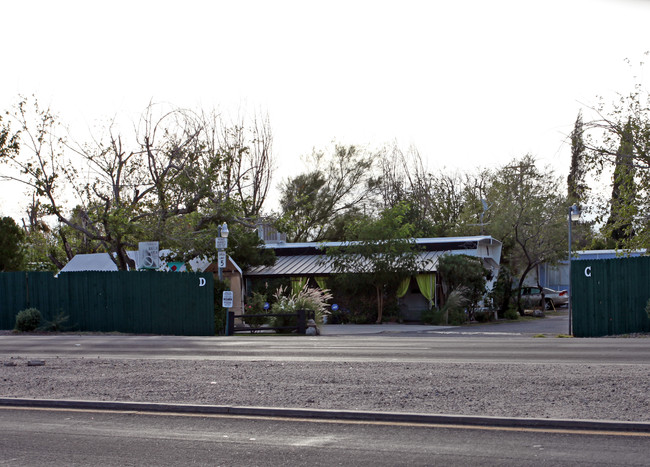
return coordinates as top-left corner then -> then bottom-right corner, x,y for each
516,264 -> 536,313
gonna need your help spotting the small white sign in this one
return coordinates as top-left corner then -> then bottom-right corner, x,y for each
218,251 -> 227,268
222,290 -> 234,308
138,241 -> 160,269
215,237 -> 228,250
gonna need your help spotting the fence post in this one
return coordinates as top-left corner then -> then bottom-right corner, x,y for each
225,311 -> 235,336
297,309 -> 306,334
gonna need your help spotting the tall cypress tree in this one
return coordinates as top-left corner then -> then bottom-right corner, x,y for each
605,120 -> 637,245
567,111 -> 587,207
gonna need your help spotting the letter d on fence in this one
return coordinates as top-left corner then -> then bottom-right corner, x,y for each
199,277 -> 206,287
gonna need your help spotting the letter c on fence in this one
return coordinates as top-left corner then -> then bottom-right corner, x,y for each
199,277 -> 206,287
584,266 -> 591,278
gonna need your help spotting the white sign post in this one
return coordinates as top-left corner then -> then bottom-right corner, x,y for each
222,291 -> 234,308
215,237 -> 228,250
217,251 -> 227,268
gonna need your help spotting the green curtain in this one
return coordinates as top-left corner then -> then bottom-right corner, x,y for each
314,276 -> 328,290
396,276 -> 411,298
291,276 -> 308,295
416,274 -> 436,307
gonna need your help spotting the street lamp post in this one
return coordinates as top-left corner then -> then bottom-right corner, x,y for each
216,222 -> 234,335
568,204 -> 581,336
216,222 -> 229,282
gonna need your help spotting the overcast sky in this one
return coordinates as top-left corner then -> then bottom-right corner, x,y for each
1,0 -> 649,221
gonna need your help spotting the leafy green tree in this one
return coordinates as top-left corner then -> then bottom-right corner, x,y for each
485,156 -> 567,311
277,144 -> 377,242
223,225 -> 275,271
437,254 -> 491,321
15,197 -> 62,271
0,216 -> 25,271
325,203 -> 426,323
22,229 -> 60,271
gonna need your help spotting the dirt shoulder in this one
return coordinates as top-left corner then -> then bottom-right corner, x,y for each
2,356 -> 649,422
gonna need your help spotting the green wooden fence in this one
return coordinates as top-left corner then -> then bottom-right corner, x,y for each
572,256 -> 650,337
0,271 -> 214,335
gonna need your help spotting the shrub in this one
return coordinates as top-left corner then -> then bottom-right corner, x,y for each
447,308 -> 467,325
38,311 -> 70,331
437,254 -> 491,315
270,284 -> 334,332
213,279 -> 229,335
504,307 -> 519,320
244,292 -> 269,330
440,287 -> 470,325
270,287 -> 297,333
348,312 -> 375,324
488,265 -> 515,315
328,308 -> 351,324
521,296 -> 540,311
421,308 -> 445,325
381,298 -> 402,323
474,311 -> 492,323
214,309 -> 226,335
293,285 -> 333,325
327,275 -> 378,323
14,308 -> 42,332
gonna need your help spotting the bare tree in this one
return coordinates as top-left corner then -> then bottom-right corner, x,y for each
1,98 -> 276,269
232,113 -> 274,218
375,143 -> 482,237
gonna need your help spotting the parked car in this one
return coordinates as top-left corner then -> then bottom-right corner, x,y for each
520,286 -> 568,310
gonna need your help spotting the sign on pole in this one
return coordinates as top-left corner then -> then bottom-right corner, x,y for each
217,251 -> 227,268
215,237 -> 228,250
138,241 -> 160,270
222,291 -> 234,308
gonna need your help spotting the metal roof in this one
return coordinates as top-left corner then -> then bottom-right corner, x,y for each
263,235 -> 498,251
58,253 -> 121,273
246,251 -> 446,277
246,235 -> 503,278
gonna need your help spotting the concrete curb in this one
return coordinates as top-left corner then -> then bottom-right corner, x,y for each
2,397 -> 649,433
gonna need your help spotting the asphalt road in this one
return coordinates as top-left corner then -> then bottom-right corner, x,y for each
2,314 -> 649,465
1,330 -> 649,365
2,407 -> 649,466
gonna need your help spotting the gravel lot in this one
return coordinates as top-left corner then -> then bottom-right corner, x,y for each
2,356 -> 649,422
